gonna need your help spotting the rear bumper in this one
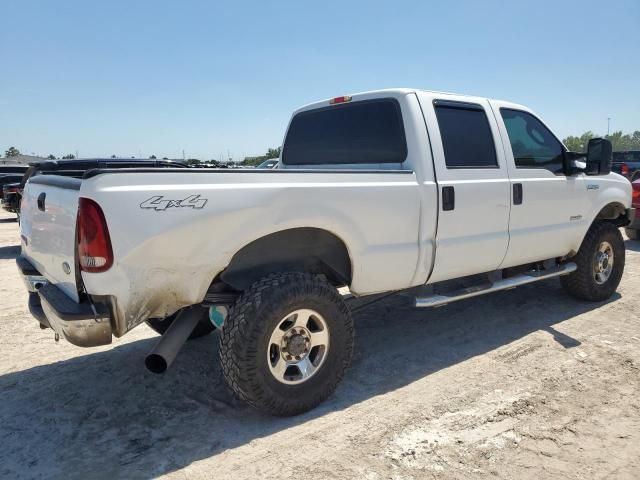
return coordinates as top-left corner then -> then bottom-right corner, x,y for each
16,255 -> 112,347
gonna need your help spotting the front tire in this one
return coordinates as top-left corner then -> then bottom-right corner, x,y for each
561,222 -> 625,301
219,272 -> 354,416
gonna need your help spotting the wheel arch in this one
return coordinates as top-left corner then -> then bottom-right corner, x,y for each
594,201 -> 628,226
216,227 -> 353,291
570,200 -> 630,257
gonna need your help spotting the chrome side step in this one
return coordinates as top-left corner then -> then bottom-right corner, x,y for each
415,263 -> 577,308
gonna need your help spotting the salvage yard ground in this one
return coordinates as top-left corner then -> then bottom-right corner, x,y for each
1,208 -> 639,480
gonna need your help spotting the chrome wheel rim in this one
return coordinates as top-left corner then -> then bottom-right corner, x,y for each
267,309 -> 330,385
594,241 -> 614,285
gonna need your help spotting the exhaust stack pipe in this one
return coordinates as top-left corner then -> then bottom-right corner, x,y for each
145,306 -> 202,374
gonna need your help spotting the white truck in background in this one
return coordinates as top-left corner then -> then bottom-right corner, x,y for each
17,89 -> 633,416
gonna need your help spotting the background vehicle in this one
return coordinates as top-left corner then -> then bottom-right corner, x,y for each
612,150 -> 640,181
0,165 -> 29,174
0,174 -> 24,202
624,179 -> 640,240
5,158 -> 187,221
1,168 -> 29,220
16,89 -> 632,416
20,157 -> 187,183
256,158 -> 279,169
2,182 -> 21,214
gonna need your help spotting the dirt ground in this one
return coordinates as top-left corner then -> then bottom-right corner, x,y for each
1,208 -> 639,480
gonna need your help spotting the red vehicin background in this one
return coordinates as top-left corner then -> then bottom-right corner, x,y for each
624,179 -> 640,240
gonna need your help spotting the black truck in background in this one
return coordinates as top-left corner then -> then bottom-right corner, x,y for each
0,165 -> 28,215
1,158 -> 187,220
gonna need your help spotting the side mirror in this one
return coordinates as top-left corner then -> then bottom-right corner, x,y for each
585,138 -> 612,175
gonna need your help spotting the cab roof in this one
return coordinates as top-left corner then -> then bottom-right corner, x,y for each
294,88 -> 528,115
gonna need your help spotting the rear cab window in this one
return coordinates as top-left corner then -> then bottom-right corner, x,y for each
282,99 -> 407,166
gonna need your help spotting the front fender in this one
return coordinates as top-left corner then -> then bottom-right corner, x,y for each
573,173 -> 632,253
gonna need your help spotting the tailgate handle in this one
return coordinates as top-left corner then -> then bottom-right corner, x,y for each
37,192 -> 46,211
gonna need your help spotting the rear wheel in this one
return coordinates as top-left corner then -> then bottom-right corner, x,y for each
625,228 -> 639,240
219,272 -> 354,416
146,308 -> 215,339
561,222 -> 625,301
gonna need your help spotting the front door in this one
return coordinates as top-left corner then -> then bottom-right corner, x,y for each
490,102 -> 587,268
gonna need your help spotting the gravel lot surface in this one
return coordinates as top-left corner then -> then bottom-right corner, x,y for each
1,208 -> 639,479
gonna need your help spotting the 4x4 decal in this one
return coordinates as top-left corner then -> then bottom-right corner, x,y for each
140,194 -> 208,211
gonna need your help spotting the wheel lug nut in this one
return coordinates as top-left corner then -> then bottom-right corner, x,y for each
286,354 -> 292,360
295,355 -> 301,360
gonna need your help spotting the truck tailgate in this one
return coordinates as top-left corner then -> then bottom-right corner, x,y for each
20,176 -> 81,302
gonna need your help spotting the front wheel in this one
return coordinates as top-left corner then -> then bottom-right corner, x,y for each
219,272 -> 354,416
560,222 -> 625,301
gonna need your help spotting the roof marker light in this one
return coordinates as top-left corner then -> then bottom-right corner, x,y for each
330,96 -> 352,105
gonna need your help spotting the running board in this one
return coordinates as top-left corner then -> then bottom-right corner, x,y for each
415,263 -> 577,308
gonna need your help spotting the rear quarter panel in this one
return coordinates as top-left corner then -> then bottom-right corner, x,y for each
79,170 -> 421,335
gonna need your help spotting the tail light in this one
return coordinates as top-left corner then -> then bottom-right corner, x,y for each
77,197 -> 113,272
620,163 -> 629,176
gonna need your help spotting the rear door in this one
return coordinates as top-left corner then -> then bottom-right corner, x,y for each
20,176 -> 81,301
417,93 -> 511,283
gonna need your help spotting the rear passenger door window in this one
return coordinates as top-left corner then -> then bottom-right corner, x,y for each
421,94 -> 511,282
434,101 -> 498,169
500,109 -> 565,175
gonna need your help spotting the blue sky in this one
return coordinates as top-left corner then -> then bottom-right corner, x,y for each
1,0 -> 638,160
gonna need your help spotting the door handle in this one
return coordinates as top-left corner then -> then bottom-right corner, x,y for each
442,186 -> 455,211
513,183 -> 523,205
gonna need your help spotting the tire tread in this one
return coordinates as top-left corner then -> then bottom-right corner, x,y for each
219,272 -> 354,416
561,221 -> 625,301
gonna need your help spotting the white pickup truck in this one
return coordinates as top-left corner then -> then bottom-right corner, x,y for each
17,89 -> 633,416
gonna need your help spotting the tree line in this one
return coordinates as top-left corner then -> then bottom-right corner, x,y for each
562,131 -> 640,152
4,147 -> 76,159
